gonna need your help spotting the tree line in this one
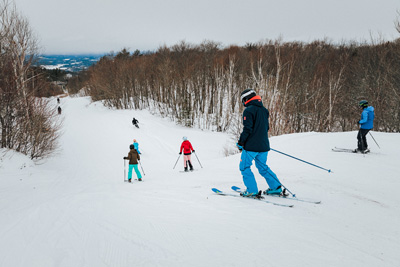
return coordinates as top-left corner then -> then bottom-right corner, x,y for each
0,0 -> 62,159
71,35 -> 400,136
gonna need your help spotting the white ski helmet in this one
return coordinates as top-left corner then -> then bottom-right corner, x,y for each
182,136 -> 188,141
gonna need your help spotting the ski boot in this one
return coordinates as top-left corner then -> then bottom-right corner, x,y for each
188,161 -> 194,171
354,148 -> 370,154
264,186 -> 283,195
361,148 -> 370,154
240,190 -> 263,199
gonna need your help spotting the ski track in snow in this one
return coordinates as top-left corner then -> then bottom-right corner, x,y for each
1,96 -> 400,267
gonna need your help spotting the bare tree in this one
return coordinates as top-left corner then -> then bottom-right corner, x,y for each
0,0 -> 61,159
82,36 -> 400,134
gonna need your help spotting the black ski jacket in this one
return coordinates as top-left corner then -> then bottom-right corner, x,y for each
238,96 -> 270,152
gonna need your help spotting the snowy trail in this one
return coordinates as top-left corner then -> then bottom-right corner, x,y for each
1,96 -> 400,267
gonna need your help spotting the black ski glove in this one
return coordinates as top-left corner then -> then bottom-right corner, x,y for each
179,152 -> 182,155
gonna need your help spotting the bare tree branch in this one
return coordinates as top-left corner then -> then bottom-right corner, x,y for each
396,10 -> 400,33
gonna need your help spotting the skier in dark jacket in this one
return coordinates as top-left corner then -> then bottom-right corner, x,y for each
132,117 -> 139,128
123,144 -> 142,182
237,89 -> 283,197
356,100 -> 375,153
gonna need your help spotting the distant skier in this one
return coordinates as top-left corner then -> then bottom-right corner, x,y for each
356,100 -> 375,153
57,97 -> 60,104
132,139 -> 141,154
179,136 -> 195,172
58,106 -> 62,115
123,144 -> 142,182
237,89 -> 284,197
132,117 -> 139,128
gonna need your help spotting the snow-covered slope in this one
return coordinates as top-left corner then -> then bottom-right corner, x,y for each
1,96 -> 399,267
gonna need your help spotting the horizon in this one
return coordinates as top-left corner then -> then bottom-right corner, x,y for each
38,35 -> 400,56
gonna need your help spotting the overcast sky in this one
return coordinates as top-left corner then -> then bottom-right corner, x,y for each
11,0 -> 400,55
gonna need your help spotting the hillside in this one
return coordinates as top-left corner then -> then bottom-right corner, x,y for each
1,96 -> 399,267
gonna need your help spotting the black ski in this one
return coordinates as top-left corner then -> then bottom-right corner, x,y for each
124,179 -> 142,183
332,147 -> 356,153
179,169 -> 198,173
332,147 -> 370,154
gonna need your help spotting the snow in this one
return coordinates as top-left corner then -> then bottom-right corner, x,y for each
40,64 -> 66,70
1,96 -> 399,267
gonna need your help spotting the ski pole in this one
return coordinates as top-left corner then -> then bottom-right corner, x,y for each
193,151 -> 203,168
368,131 -> 380,149
270,148 -> 332,173
124,159 -> 126,182
139,160 -> 145,175
244,150 -> 296,197
173,154 -> 181,169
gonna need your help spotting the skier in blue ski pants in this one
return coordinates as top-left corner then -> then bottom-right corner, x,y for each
240,150 -> 281,194
128,164 -> 142,180
237,89 -> 283,196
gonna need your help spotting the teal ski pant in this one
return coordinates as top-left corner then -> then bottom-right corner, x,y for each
128,164 -> 142,180
240,150 -> 281,194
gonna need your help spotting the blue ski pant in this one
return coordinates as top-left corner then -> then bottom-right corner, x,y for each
128,164 -> 142,179
239,150 -> 281,194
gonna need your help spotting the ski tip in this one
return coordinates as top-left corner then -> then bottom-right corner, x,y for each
212,188 -> 222,193
231,186 -> 240,191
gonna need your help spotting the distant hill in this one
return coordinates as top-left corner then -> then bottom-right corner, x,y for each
37,54 -> 103,72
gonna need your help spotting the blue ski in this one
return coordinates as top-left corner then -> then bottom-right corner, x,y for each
232,186 -> 321,204
211,188 -> 294,208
